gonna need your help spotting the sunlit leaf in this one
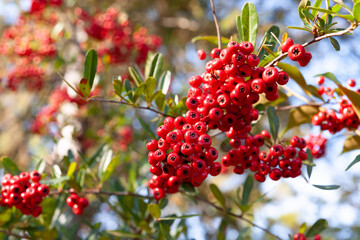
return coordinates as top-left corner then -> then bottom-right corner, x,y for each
353,2 -> 360,21
267,106 -> 279,141
148,203 -> 161,219
128,67 -> 143,87
241,2 -> 259,47
282,105 -> 320,134
341,135 -> 360,154
191,35 -> 230,47
79,77 -> 90,98
258,25 -> 280,61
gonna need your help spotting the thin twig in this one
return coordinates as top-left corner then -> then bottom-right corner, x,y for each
0,229 -> 31,239
88,98 -> 173,117
275,102 -> 324,111
280,85 -> 310,103
210,0 -> 222,49
51,189 -> 154,199
265,22 -> 359,68
191,194 -> 282,240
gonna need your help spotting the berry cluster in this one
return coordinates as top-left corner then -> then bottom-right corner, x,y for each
147,116 -> 221,200
30,86 -> 100,134
30,0 -> 63,14
222,135 -> 308,182
74,7 -> 161,65
0,171 -> 49,217
7,65 -> 45,91
66,191 -> 89,215
294,233 -> 321,240
306,134 -> 327,159
281,38 -> 312,67
312,99 -> 359,134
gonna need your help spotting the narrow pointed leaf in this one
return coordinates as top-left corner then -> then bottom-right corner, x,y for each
345,154 -> 360,171
158,70 -> 171,95
241,2 -> 258,47
241,175 -> 253,205
67,162 -> 77,177
101,155 -> 120,184
113,79 -> 123,97
83,49 -> 98,89
236,16 -> 243,42
128,67 -> 143,87
311,0 -> 324,16
329,37 -> 340,51
210,183 -> 226,209
258,25 -> 280,61
267,106 -> 279,141
333,0 -> 352,13
282,105 -> 320,133
305,219 -> 328,237
306,149 -> 314,179
312,184 -> 340,190
191,35 -> 230,46
1,157 -> 21,175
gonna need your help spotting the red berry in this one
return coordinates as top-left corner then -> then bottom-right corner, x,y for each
261,130 -> 271,139
317,76 -> 325,85
298,52 -> 312,67
288,44 -> 305,61
348,78 -> 356,87
210,48 -> 221,59
197,49 -> 206,60
269,168 -> 282,181
280,38 -> 294,52
277,71 -> 289,85
239,41 -> 254,55
30,170 -> 41,182
78,197 -> 89,208
262,67 -> 279,84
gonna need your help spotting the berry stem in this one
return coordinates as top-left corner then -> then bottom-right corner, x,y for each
209,0 -> 222,49
52,189 -> 154,199
0,229 -> 31,239
88,97 -> 173,117
265,22 -> 359,68
189,193 -> 282,240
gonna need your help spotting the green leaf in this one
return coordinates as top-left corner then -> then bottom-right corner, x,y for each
329,37 -> 340,51
98,147 -> 113,181
191,35 -> 230,47
236,15 -> 243,42
158,70 -> 171,95
332,13 -> 355,21
159,223 -> 172,240
311,0 -> 324,16
133,83 -> 145,103
210,183 -> 226,209
241,2 -> 259,47
333,0 -> 352,13
299,222 -> 307,234
305,219 -> 328,237
145,77 -> 157,102
277,62 -> 312,97
107,230 -> 145,239
299,0 -> 312,27
312,184 -> 340,190
341,135 -> 360,154
113,78 -> 122,97
317,72 -> 360,118
128,67 -> 143,87
282,105 -> 320,134
67,162 -> 77,177
79,77 -> 90,98
101,155 -> 120,184
345,154 -> 360,171
241,175 -> 253,205
158,214 -> 201,221
308,6 -> 335,15
286,26 -> 313,33
83,49 -> 97,89
302,8 -> 315,20
267,106 -> 279,141
258,25 -> 280,61
353,2 -> 360,21
0,209 -> 12,227
306,149 -> 314,179
1,156 -> 21,175
124,79 -> 134,102
251,104 -> 265,126
155,92 -> 166,111
148,203 -> 161,219
145,53 -> 163,80
42,176 -> 70,185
